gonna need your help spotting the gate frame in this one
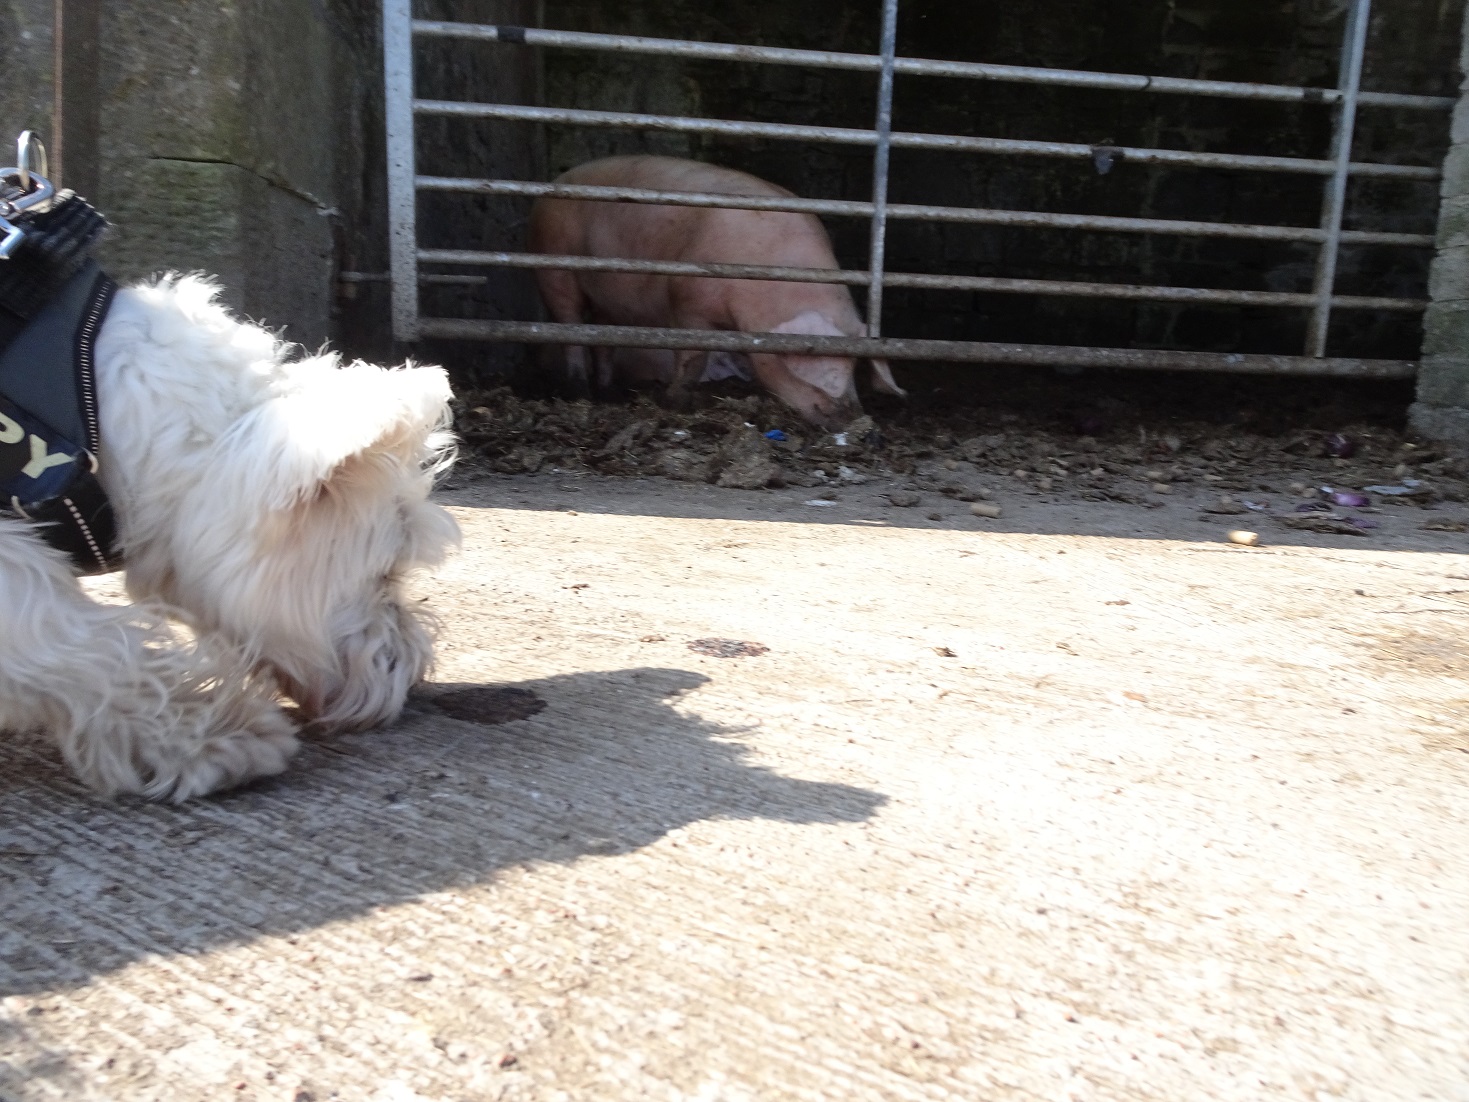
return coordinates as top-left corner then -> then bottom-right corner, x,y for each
381,0 -> 1454,381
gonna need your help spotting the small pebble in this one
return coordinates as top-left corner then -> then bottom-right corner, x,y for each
1151,482 -> 1171,494
1143,468 -> 1164,481
886,492 -> 921,508
970,502 -> 1002,519
1203,495 -> 1246,515
927,512 -> 943,521
1227,530 -> 1260,547
1035,477 -> 1053,492
944,459 -> 959,471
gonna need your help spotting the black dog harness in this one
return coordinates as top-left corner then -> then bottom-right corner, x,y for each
0,172 -> 121,574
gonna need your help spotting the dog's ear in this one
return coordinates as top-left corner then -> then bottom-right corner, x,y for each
223,359 -> 453,510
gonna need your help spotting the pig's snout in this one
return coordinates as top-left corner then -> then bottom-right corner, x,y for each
766,354 -> 861,429
804,390 -> 863,431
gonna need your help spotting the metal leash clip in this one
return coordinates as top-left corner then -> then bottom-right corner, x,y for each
0,131 -> 57,260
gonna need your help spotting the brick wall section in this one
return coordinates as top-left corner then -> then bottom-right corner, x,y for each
1410,3 -> 1469,445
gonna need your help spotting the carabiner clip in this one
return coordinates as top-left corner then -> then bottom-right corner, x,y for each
0,131 -> 57,260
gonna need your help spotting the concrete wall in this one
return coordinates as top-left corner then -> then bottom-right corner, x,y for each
2,0 -> 379,353
94,0 -> 349,349
1410,3 -> 1469,446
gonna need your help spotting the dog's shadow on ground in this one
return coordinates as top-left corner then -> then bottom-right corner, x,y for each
0,667 -> 884,998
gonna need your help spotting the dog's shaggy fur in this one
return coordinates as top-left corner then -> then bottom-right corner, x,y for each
0,276 -> 460,800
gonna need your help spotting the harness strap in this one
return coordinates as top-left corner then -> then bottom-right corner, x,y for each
0,258 -> 121,574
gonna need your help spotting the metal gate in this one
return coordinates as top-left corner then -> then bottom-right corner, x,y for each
381,0 -> 1452,380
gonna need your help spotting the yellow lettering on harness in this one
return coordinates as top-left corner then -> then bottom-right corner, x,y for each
21,434 -> 74,479
0,411 -> 22,445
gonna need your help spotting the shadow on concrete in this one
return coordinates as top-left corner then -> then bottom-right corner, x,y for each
0,667 -> 884,999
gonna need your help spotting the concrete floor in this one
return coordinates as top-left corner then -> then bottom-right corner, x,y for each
2,473 -> 1467,1101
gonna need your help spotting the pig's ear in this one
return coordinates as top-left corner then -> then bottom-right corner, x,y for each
870,358 -> 906,397
771,312 -> 856,399
772,311 -> 846,340
785,357 -> 854,400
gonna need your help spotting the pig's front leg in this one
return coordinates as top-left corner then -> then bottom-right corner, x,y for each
665,348 -> 707,411
564,345 -> 593,397
593,346 -> 617,392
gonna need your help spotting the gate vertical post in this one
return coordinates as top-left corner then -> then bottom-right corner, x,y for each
384,0 -> 420,343
864,0 -> 899,338
1306,0 -> 1371,357
1410,1 -> 1469,445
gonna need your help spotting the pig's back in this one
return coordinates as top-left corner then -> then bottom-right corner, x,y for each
558,155 -> 793,200
551,157 -> 835,269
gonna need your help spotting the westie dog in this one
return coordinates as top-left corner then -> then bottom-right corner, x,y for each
1,154 -> 459,801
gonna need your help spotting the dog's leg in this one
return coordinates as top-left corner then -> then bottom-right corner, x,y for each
0,519 -> 299,800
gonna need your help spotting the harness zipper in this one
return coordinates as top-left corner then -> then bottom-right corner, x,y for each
76,273 -> 115,452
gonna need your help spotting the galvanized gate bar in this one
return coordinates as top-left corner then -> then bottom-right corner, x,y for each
387,3 -> 1444,377
415,99 -> 1440,181
410,20 -> 1454,112
417,248 -> 1426,311
416,176 -> 1435,247
865,0 -> 899,338
383,0 -> 418,342
417,318 -> 1419,378
1307,0 -> 1371,357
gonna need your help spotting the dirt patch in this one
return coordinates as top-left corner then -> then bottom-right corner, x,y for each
687,638 -> 770,658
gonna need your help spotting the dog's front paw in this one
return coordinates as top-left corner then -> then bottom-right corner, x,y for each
146,708 -> 300,802
62,675 -> 302,802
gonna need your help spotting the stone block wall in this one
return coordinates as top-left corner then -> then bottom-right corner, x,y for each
0,0 -> 53,146
1410,3 -> 1469,444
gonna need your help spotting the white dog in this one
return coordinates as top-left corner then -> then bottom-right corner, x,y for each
0,273 -> 460,801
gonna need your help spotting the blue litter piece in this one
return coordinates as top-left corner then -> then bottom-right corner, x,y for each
764,429 -> 788,441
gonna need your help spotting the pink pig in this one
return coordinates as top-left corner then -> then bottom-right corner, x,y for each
527,155 -> 905,429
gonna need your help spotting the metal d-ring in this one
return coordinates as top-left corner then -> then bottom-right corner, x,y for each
0,132 -> 57,260
16,131 -> 47,192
